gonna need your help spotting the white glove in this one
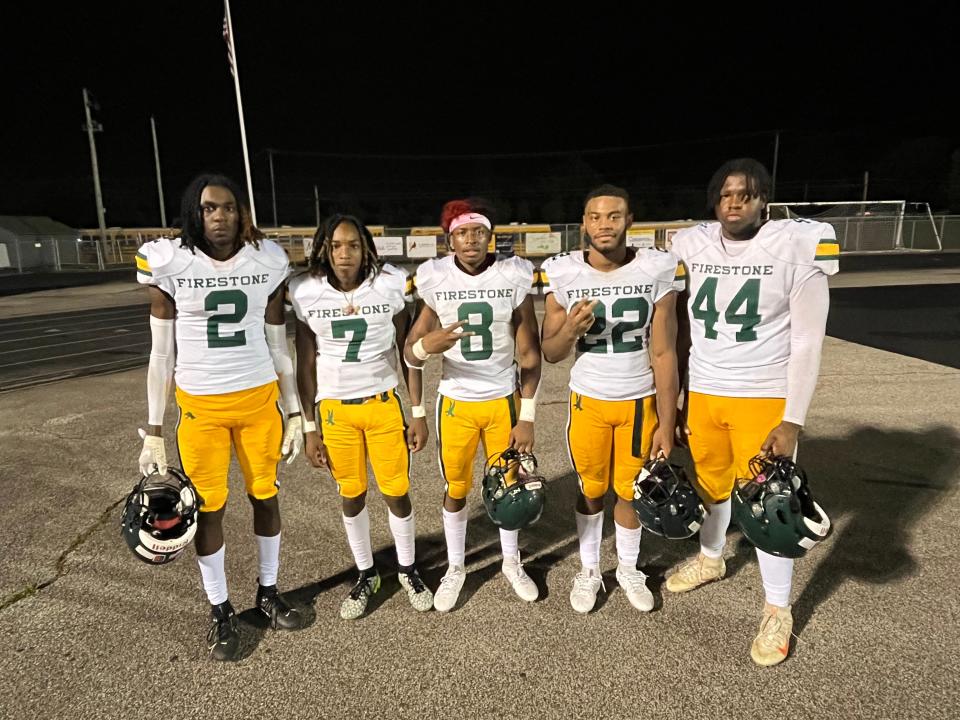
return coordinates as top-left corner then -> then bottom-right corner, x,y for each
138,428 -> 167,476
281,415 -> 303,464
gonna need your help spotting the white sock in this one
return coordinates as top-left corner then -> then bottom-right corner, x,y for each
576,510 -> 603,570
757,548 -> 794,607
342,507 -> 374,572
197,545 -> 228,605
615,522 -> 642,569
255,533 -> 281,587
699,499 -> 732,559
499,529 -> 519,561
442,506 -> 468,568
388,508 -> 416,567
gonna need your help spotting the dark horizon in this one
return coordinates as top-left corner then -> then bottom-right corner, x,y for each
3,4 -> 958,228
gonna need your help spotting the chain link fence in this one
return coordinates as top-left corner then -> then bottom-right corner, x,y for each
3,217 -> 959,275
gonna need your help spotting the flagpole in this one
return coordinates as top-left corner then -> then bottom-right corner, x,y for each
223,0 -> 257,226
150,116 -> 167,227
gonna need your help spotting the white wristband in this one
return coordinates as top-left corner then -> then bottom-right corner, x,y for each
412,338 -> 431,361
303,420 -> 317,432
519,398 -> 536,423
411,405 -> 427,418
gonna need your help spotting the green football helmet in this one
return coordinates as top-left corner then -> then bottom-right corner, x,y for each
481,448 -> 546,531
632,458 -> 705,539
732,455 -> 831,559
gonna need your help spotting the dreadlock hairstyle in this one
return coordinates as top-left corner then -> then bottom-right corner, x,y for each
179,173 -> 263,254
308,214 -> 381,288
706,158 -> 772,213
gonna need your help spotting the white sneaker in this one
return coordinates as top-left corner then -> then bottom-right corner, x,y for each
570,567 -> 605,614
433,565 -> 466,612
502,552 -> 538,602
751,603 -> 793,667
616,563 -> 654,612
665,553 -> 726,593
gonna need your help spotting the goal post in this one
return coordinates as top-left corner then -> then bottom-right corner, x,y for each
766,200 -> 942,252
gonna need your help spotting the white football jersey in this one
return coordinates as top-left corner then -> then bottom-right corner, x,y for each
136,237 -> 290,395
671,219 -> 840,397
541,249 -> 683,400
289,264 -> 410,401
415,255 -> 537,402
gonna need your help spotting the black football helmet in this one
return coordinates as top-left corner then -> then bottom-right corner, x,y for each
632,458 -> 706,539
121,467 -> 199,564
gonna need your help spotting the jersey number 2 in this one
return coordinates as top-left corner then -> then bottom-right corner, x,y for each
206,290 -> 248,348
577,298 -> 649,354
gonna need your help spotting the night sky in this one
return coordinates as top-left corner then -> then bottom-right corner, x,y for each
3,3 -> 958,228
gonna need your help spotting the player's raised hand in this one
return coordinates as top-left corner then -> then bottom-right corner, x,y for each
421,320 -> 475,354
565,299 -> 599,338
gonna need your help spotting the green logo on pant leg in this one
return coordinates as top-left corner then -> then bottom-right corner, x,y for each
326,410 -> 335,426
445,400 -> 456,417
185,411 -> 197,420
573,394 -> 583,411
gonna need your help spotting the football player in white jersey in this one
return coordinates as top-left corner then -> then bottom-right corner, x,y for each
136,174 -> 305,661
667,159 -> 839,666
403,198 -> 542,612
290,214 -> 432,619
540,184 -> 682,614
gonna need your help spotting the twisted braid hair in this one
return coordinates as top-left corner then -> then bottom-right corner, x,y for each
308,214 -> 380,289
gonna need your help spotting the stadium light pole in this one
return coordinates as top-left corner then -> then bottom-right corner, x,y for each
150,116 -> 167,227
314,184 -> 320,226
82,87 -> 107,271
